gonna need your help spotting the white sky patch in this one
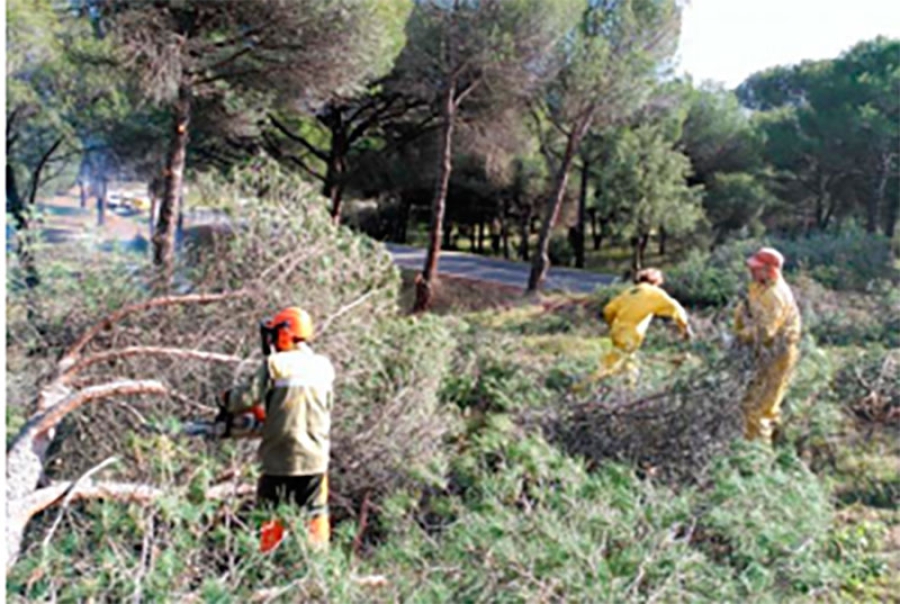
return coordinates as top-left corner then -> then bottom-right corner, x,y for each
676,0 -> 900,88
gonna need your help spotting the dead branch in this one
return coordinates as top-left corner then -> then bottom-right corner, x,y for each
60,291 -> 253,369
317,289 -> 380,337
43,456 -> 120,548
61,346 -> 244,381
8,380 -> 168,507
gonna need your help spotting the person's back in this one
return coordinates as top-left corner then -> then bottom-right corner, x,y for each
220,306 -> 335,551
604,282 -> 688,344
577,268 -> 691,389
258,345 -> 334,477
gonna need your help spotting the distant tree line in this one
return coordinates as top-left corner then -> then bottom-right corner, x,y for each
7,0 -> 898,304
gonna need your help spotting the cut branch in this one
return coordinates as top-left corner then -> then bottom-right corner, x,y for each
60,291 -> 253,369
62,346 -> 244,381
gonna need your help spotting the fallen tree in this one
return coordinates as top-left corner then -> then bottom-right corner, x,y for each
5,165 -> 459,587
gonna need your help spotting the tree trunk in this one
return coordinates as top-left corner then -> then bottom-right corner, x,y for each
476,220 -> 485,254
519,206 -> 531,261
153,83 -> 192,282
658,226 -> 667,256
413,82 -> 456,312
588,208 -> 601,250
443,221 -> 453,249
7,163 -> 39,289
149,195 -> 158,239
528,112 -> 593,292
884,182 -> 898,239
631,232 -> 650,274
7,163 -> 26,230
96,178 -> 107,227
866,166 -> 888,234
326,113 -> 347,224
575,158 -> 589,268
395,192 -> 412,243
79,181 -> 88,209
500,200 -> 510,259
867,171 -> 886,234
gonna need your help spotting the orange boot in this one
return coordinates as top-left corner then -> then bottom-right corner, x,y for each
307,514 -> 330,548
260,519 -> 285,553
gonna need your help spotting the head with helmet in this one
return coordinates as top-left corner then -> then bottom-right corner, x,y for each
746,247 -> 784,284
260,306 -> 314,354
635,268 -> 664,286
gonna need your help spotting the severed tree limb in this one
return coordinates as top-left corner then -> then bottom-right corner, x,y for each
61,346 -> 243,381
42,456 -> 120,548
59,291 -> 253,369
7,476 -> 256,574
8,380 -> 168,508
317,289 -> 380,337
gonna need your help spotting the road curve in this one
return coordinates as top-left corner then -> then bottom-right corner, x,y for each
385,243 -> 616,294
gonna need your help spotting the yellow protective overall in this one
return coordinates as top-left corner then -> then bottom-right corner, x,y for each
590,283 -> 690,384
734,277 -> 802,442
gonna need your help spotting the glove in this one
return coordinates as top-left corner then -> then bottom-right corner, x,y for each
682,323 -> 695,342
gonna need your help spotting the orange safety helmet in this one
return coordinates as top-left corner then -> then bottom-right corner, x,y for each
747,247 -> 784,271
260,307 -> 314,353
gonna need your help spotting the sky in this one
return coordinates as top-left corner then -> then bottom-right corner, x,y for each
677,0 -> 900,89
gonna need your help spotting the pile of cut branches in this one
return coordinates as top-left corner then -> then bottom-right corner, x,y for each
534,347 -> 759,484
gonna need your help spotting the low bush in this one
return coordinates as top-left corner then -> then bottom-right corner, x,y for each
776,227 -> 897,290
665,240 -> 756,307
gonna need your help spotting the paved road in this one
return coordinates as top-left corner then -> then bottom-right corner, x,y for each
28,192 -> 616,294
386,243 -> 616,294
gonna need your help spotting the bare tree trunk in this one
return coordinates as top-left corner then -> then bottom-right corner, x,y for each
867,169 -> 886,234
27,136 -> 64,209
413,82 -> 456,312
658,226 -> 667,256
476,220 -> 485,254
326,113 -> 347,224
153,83 -> 192,282
501,199 -> 510,259
631,232 -> 649,273
96,177 -> 107,227
528,112 -> 593,292
866,165 -> 889,234
7,163 -> 40,291
149,195 -> 158,239
575,158 -> 589,268
79,181 -> 88,208
885,182 -> 898,239
517,213 -> 528,261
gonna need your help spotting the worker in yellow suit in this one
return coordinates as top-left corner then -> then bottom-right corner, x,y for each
580,268 -> 692,388
734,247 -> 802,443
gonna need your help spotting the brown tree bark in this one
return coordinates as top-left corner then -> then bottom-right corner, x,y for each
153,83 -> 192,282
631,232 -> 650,273
413,81 -> 456,312
325,110 -> 348,224
519,205 -> 531,261
528,111 -> 593,292
96,177 -> 107,227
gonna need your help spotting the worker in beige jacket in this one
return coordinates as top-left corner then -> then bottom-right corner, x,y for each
219,306 -> 334,552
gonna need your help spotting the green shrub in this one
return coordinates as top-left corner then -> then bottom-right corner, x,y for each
776,227 -> 897,290
665,241 -> 755,307
548,233 -> 574,267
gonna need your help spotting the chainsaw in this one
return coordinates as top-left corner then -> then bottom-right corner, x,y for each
181,401 -> 266,439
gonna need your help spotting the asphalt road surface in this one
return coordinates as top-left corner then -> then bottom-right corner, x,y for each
28,192 -> 616,294
386,243 -> 616,294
